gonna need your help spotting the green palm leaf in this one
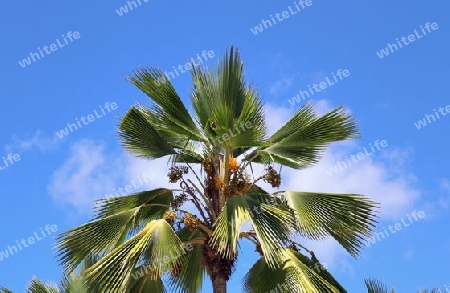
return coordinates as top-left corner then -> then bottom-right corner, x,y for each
119,106 -> 177,159
284,249 -> 341,293
119,106 -> 204,163
365,279 -> 392,293
56,189 -> 173,272
190,47 -> 266,148
248,102 -> 360,169
242,258 -> 289,293
210,193 -> 296,267
60,275 -> 87,293
365,279 -> 446,293
127,273 -> 166,293
93,188 -> 173,219
127,67 -> 204,142
284,191 -> 378,257
26,278 -> 60,293
296,251 -> 347,292
138,104 -> 205,163
243,249 -> 341,293
169,229 -> 206,293
84,219 -> 184,292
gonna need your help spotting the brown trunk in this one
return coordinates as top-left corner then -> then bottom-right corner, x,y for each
203,155 -> 232,293
203,241 -> 233,293
212,273 -> 227,293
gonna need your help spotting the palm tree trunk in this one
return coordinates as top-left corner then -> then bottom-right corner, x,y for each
208,154 -> 229,293
212,274 -> 227,293
204,242 -> 229,293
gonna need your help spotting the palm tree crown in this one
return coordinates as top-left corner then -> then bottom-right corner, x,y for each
55,46 -> 378,293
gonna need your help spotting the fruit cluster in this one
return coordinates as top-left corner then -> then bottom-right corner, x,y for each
183,212 -> 200,232
168,166 -> 189,183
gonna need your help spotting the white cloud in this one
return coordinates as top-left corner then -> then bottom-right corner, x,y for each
296,145 -> 420,219
46,139 -> 191,216
441,178 -> 450,191
5,130 -> 60,153
402,249 -> 414,260
437,178 -> 450,211
47,139 -> 123,214
312,99 -> 334,116
269,76 -> 294,95
123,155 -> 173,191
263,103 -> 294,135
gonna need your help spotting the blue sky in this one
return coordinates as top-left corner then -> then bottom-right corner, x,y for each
1,0 -> 449,291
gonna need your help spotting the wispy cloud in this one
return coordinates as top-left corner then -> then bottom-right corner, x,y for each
441,178 -> 450,191
437,178 -> 450,211
269,76 -> 295,95
5,130 -> 60,153
403,249 -> 414,260
47,139 -> 123,213
46,139 -> 177,216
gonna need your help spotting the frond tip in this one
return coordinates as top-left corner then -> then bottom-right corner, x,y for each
284,191 -> 378,257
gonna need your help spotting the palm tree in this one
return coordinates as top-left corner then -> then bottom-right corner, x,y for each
365,279 -> 446,293
0,256 -> 98,293
0,275 -> 87,293
55,46 -> 378,293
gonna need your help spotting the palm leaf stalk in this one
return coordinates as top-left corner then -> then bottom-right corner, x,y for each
55,46 -> 378,293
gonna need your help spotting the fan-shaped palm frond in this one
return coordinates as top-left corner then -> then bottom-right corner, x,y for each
284,191 -> 378,257
242,249 -> 345,293
210,193 -> 295,267
127,273 -> 166,293
0,287 -> 14,293
247,102 -> 359,169
56,189 -> 173,272
365,279 -> 446,293
60,275 -> 87,293
126,67 -> 204,142
168,229 -> 207,293
190,47 -> 266,149
83,219 -> 184,292
26,278 -> 60,293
